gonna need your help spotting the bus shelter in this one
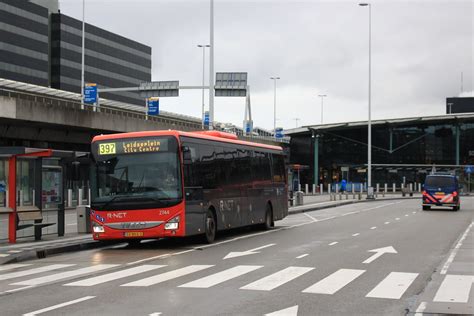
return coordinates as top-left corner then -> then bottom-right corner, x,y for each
0,147 -> 88,243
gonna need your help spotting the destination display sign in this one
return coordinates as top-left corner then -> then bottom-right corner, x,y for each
96,138 -> 169,156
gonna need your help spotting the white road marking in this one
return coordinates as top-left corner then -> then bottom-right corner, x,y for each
366,272 -> 418,299
302,269 -> 366,294
414,301 -> 427,316
440,222 -> 474,275
241,266 -> 314,291
126,202 -> 404,266
296,254 -> 308,259
122,265 -> 213,287
352,233 -> 360,237
433,275 -> 474,303
22,296 -> 95,316
4,285 -> 34,293
328,242 -> 338,246
178,265 -> 262,288
223,243 -> 276,259
303,212 -> 318,222
149,313 -> 162,316
370,226 -> 377,230
12,264 -> 118,286
0,264 -> 75,281
0,264 -> 32,272
412,211 -> 416,214
265,305 -> 299,316
395,218 -> 400,221
384,222 -> 390,225
362,246 -> 398,264
8,250 -> 22,253
405,214 -> 409,217
0,254 -> 10,257
64,265 -> 165,287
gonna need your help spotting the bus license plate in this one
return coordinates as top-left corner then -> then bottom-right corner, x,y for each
435,192 -> 445,195
124,232 -> 144,237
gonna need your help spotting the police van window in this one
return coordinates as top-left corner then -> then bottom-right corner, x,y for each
425,176 -> 455,187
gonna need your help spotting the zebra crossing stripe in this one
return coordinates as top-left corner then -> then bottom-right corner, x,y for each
0,264 -> 32,272
0,264 -> 75,281
241,266 -> 314,291
302,269 -> 366,294
122,265 -> 214,287
366,272 -> 418,299
433,274 -> 474,303
11,264 -> 118,286
64,265 -> 166,287
178,265 -> 262,288
23,296 -> 95,316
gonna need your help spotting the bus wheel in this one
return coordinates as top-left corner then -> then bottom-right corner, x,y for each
204,209 -> 216,243
263,204 -> 274,230
422,205 -> 430,211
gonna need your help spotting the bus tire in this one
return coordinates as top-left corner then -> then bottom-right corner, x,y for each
263,204 -> 274,230
453,205 -> 459,211
204,209 -> 217,243
422,205 -> 430,211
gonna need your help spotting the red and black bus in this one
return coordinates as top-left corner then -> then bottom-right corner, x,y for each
90,130 -> 288,243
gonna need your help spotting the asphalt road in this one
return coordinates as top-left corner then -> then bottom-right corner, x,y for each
0,198 -> 472,316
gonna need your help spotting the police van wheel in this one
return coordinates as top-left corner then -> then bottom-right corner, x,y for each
422,205 -> 430,211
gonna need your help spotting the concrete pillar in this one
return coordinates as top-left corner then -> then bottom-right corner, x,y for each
67,189 -> 73,208
78,188 -> 83,206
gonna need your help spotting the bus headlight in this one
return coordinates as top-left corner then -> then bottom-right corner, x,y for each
92,222 -> 105,233
165,216 -> 180,230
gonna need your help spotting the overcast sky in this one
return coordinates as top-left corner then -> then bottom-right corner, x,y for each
59,0 -> 473,131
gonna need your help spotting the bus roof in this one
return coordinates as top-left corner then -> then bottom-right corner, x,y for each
92,130 -> 283,151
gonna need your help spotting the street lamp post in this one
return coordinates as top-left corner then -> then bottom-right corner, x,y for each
359,2 -> 373,199
318,94 -> 327,124
270,77 -> 280,138
198,44 -> 210,129
80,0 -> 85,110
209,0 -> 215,130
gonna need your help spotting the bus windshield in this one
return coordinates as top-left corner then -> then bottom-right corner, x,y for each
91,136 -> 182,210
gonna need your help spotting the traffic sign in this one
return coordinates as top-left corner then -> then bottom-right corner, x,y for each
215,72 -> 247,97
465,165 -> 473,174
147,97 -> 159,116
203,111 -> 210,127
83,83 -> 97,104
275,127 -> 284,139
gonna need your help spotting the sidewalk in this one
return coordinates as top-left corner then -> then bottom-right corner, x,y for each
0,193 -> 420,265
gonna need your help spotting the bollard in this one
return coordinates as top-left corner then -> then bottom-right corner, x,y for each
393,183 -> 396,193
88,188 -> 91,205
312,184 -> 316,195
352,185 -> 355,194
67,189 -> 73,208
336,185 -> 339,194
328,184 -> 331,194
384,183 -> 388,194
320,184 -> 324,195
295,191 -> 304,206
360,185 -> 363,194
418,183 -> 422,192
305,184 -> 309,195
376,183 -> 380,193
19,190 -> 24,206
298,184 -> 302,192
409,183 -> 413,192
358,193 -> 362,200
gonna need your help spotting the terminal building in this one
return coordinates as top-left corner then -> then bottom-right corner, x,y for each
0,0 -> 151,105
286,114 -> 474,190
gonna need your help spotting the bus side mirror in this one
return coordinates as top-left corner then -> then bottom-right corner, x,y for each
182,146 -> 192,164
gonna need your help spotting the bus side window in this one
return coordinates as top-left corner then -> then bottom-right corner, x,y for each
183,143 -> 200,187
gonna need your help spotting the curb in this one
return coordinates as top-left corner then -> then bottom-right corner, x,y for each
0,239 -> 107,265
288,196 -> 420,215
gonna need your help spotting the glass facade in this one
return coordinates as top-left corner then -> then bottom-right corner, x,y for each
289,117 -> 474,190
50,13 -> 152,105
0,0 -> 49,86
